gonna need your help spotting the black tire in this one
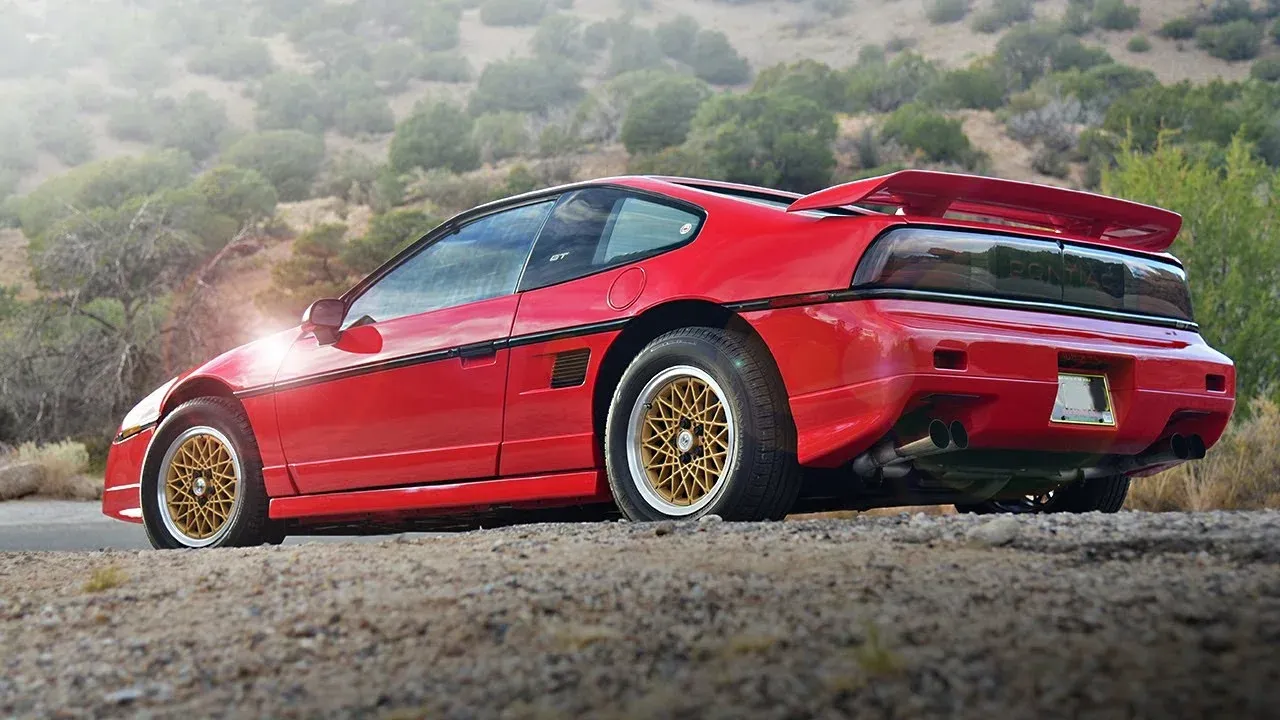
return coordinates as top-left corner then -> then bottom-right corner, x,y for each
141,397 -> 271,549
604,327 -> 801,521
955,474 -> 1130,514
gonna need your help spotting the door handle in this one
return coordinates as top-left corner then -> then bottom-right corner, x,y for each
458,341 -> 499,359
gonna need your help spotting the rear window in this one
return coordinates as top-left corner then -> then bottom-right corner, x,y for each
853,227 -> 1194,322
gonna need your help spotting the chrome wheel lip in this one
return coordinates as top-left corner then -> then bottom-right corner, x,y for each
625,365 -> 737,517
156,425 -> 242,548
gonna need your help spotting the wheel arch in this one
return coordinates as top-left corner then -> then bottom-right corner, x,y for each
161,376 -> 244,420
591,299 -> 783,445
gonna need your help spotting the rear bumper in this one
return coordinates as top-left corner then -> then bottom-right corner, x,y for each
102,428 -> 152,524
747,299 -> 1235,468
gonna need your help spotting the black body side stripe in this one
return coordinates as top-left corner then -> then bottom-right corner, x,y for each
232,318 -> 630,399
232,290 -> 1195,399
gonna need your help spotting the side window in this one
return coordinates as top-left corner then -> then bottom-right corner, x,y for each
344,200 -> 552,327
519,188 -> 703,291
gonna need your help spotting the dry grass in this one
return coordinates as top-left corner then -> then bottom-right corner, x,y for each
1128,399 -> 1280,512
82,565 -> 127,593
2,440 -> 100,500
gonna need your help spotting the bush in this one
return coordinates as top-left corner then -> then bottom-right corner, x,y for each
156,92 -> 231,162
753,59 -> 849,109
1054,62 -> 1158,106
605,22 -> 666,78
532,14 -> 592,61
389,101 -> 480,174
924,0 -> 969,25
1159,17 -> 1198,40
419,4 -> 462,51
223,130 -> 325,202
187,37 -> 275,80
691,90 -> 837,192
1061,2 -> 1092,35
473,112 -> 532,163
1274,18 -> 1280,45
479,0 -> 546,27
333,97 -> 396,136
1051,37 -> 1114,71
192,166 -> 278,226
315,151 -> 383,205
417,53 -> 473,83
690,30 -> 750,85
1093,0 -> 1139,31
1127,35 -> 1152,53
470,57 -> 584,114
1253,57 -> 1280,82
1128,399 -> 1280,511
847,51 -> 941,112
970,0 -> 1032,34
254,72 -> 327,132
880,102 -> 975,166
1209,0 -> 1256,25
343,209 -> 440,275
9,440 -> 94,500
620,75 -> 710,155
1197,20 -> 1264,61
996,24 -> 1070,90
110,44 -> 171,91
656,15 -> 699,62
923,63 -> 1008,109
372,43 -> 422,92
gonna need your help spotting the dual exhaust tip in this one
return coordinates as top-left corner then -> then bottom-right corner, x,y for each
852,419 -> 968,479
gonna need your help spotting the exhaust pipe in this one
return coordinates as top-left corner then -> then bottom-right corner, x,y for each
852,420 -> 969,479
1058,433 -> 1203,482
1187,434 -> 1206,460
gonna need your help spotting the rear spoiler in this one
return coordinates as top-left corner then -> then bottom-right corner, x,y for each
787,170 -> 1182,252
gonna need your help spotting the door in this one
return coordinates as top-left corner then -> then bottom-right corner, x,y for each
274,200 -> 554,495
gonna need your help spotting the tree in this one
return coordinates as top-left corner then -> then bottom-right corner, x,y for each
156,92 -> 231,162
389,101 -> 480,174
532,14 -> 591,61
260,223 -> 352,319
474,112 -> 532,163
690,91 -> 837,193
419,4 -> 462,51
753,60 -> 848,109
655,15 -> 699,63
847,51 -> 941,113
690,31 -> 750,85
881,102 -> 976,166
469,57 -> 584,114
621,75 -> 710,155
255,72 -> 328,132
343,209 -> 440,275
192,166 -> 279,227
1103,138 -> 1280,401
187,37 -> 275,80
223,130 -> 325,202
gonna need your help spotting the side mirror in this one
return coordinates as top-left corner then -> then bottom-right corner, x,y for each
302,298 -> 345,346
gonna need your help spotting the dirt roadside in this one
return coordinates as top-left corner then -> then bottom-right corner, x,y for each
2,512 -> 1278,719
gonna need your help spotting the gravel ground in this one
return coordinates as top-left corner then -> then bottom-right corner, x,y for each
2,511 -> 1279,719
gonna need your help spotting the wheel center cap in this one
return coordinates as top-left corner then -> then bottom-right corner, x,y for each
192,477 -> 207,497
676,430 -> 694,453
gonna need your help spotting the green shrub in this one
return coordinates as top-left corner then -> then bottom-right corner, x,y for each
690,90 -> 837,192
473,112 -> 532,163
23,86 -> 95,166
923,63 -> 1008,109
315,150 -> 384,205
0,109 -> 37,175
924,0 -> 970,25
1093,0 -> 1139,31
254,72 -> 327,132
1209,0 -> 1256,24
223,130 -> 325,202
753,59 -> 848,109
691,30 -> 750,85
1272,18 -> 1280,45
847,51 -> 941,112
389,101 -> 480,174
605,22 -> 666,78
1054,62 -> 1158,106
479,0 -> 546,27
333,97 -> 396,136
419,4 -> 462,51
885,35 -> 916,53
192,166 -> 278,226
1159,17 -> 1198,40
187,37 -> 275,80
1061,2 -> 1092,35
620,75 -> 710,154
1051,37 -> 1114,71
1127,35 -> 1152,52
656,15 -> 699,62
372,43 -> 421,91
417,53 -> 473,83
970,0 -> 1032,34
996,24 -> 1070,90
881,102 -> 974,166
470,57 -> 584,114
1197,20 -> 1264,61
105,97 -> 158,142
532,14 -> 592,61
156,92 -> 231,162
110,43 -> 171,91
343,209 -> 440,275
1252,57 -> 1280,82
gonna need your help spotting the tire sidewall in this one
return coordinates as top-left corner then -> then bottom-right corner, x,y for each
605,333 -> 765,521
141,399 -> 264,549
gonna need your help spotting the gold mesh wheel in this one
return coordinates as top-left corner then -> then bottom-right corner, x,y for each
158,427 -> 241,545
628,365 -> 736,515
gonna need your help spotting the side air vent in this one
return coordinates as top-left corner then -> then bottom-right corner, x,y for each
550,349 -> 591,389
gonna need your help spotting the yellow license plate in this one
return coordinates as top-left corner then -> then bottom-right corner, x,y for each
1051,373 -> 1115,426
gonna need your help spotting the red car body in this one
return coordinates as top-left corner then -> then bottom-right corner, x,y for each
104,171 -> 1235,530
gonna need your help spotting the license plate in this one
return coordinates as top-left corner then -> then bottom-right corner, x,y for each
1051,373 -> 1115,426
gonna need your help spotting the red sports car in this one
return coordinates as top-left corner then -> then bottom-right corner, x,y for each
103,170 -> 1235,548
